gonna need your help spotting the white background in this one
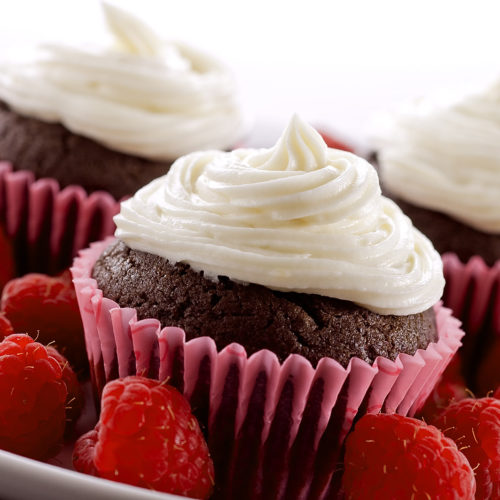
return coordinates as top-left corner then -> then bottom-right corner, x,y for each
1,0 -> 499,147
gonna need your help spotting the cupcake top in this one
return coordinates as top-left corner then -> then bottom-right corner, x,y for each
115,115 -> 444,316
373,80 -> 500,234
0,2 -> 246,161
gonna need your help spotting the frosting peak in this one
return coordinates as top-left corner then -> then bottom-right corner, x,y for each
0,3 -> 246,161
104,1 -> 162,58
255,114 -> 328,172
103,1 -> 189,72
115,116 -> 445,315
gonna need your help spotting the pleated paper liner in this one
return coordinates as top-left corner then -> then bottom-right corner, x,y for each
0,162 -> 119,276
442,253 -> 500,394
72,238 -> 464,500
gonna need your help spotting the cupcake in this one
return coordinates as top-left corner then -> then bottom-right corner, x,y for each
373,82 -> 500,393
72,115 -> 463,498
372,81 -> 500,266
0,2 -> 246,276
0,2 -> 246,199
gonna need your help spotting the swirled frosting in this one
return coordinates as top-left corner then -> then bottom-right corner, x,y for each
374,81 -> 500,233
0,2 -> 246,160
115,115 -> 444,315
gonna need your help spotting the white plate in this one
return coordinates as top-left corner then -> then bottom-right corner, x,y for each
0,383 -> 192,500
0,450 -> 189,500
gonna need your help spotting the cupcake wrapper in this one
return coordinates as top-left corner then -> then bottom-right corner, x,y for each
442,253 -> 500,393
72,238 -> 464,500
0,162 -> 119,275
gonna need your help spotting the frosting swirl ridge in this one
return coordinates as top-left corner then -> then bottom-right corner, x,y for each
115,115 -> 444,315
0,2 -> 246,160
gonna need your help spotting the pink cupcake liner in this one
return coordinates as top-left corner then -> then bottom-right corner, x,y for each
71,238 -> 464,500
0,162 -> 119,276
442,252 -> 500,393
443,253 -> 500,337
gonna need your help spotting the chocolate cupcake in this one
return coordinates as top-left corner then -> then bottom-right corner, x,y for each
104,114 -> 446,361
73,116 -> 462,499
372,82 -> 500,266
0,2 -> 246,276
0,2 -> 246,199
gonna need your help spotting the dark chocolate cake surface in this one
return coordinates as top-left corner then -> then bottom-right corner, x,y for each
92,240 -> 438,368
0,101 -> 171,199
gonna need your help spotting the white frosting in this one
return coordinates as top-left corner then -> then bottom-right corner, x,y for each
0,2 -> 246,161
374,81 -> 500,234
115,115 -> 444,315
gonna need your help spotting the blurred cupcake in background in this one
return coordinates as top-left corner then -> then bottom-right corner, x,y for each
371,80 -> 500,394
0,1 -> 247,199
0,1 -> 247,275
372,80 -> 500,265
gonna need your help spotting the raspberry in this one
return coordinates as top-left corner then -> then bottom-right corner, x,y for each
46,346 -> 84,435
0,334 -> 67,459
0,225 -> 15,292
418,354 -> 468,423
318,129 -> 355,153
1,270 -> 86,372
73,427 -> 99,477
343,413 -> 475,500
419,380 -> 469,423
73,376 -> 214,499
0,312 -> 14,337
432,398 -> 500,499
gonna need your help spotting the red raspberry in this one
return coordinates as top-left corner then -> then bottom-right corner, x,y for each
1,270 -> 86,372
73,427 -> 99,477
419,380 -> 469,423
73,376 -> 214,499
318,129 -> 355,153
418,354 -> 468,422
0,225 -> 15,293
0,334 -> 67,459
343,413 -> 475,500
0,312 -> 14,337
46,346 -> 84,435
432,398 -> 500,499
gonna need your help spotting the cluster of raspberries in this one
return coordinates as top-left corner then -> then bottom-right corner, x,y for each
0,272 -> 215,499
0,271 -> 86,459
0,226 -> 499,499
